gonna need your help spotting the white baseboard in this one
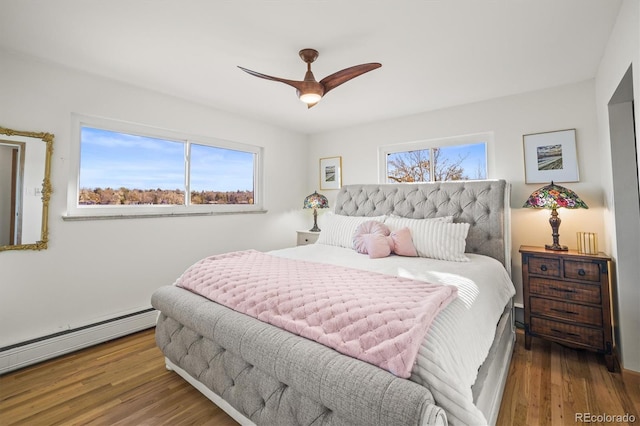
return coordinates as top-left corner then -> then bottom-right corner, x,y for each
0,309 -> 157,375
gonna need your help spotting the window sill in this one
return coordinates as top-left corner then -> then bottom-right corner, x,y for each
62,209 -> 268,221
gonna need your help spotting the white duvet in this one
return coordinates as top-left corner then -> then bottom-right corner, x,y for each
270,243 -> 515,426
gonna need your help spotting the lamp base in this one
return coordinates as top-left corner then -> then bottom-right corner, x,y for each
545,243 -> 568,251
309,208 -> 320,232
546,208 -> 568,251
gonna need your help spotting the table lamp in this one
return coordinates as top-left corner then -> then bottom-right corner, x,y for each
523,181 -> 588,251
303,191 -> 329,232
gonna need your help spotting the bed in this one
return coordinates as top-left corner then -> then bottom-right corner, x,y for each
151,179 -> 516,426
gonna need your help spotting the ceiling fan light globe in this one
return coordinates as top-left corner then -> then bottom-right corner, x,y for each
299,92 -> 322,104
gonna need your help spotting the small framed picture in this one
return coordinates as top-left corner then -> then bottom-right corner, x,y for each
319,156 -> 342,190
523,129 -> 579,183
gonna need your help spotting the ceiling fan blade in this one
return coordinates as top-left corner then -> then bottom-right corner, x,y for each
239,52 -> 381,107
319,63 -> 382,94
237,66 -> 305,91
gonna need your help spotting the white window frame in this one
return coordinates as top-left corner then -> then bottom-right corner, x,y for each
378,132 -> 492,184
65,114 -> 264,219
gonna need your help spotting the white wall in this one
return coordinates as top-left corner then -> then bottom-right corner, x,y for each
309,80 -> 606,308
595,0 -> 640,372
0,50 -> 309,347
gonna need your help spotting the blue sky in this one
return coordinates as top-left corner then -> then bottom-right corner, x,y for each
440,142 -> 487,179
80,127 -> 254,192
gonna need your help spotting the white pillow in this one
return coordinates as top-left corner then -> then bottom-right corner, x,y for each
316,213 -> 387,249
385,215 -> 453,228
385,216 -> 470,262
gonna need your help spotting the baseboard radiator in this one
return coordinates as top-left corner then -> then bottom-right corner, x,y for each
0,308 -> 157,375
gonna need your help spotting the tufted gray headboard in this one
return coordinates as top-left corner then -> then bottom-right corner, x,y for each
334,180 -> 511,272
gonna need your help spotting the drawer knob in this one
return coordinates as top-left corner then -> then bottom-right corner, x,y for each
578,269 -> 586,276
540,265 -> 548,272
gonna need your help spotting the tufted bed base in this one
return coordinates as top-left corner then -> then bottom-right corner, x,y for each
152,180 -> 515,425
153,286 -> 447,425
153,290 -> 513,426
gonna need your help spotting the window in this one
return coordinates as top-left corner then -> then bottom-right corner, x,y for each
67,115 -> 263,218
379,133 -> 489,184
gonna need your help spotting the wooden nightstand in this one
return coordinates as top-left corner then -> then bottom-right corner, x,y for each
520,245 -> 615,371
296,230 -> 320,246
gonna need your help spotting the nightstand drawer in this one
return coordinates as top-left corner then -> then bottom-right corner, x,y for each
530,297 -> 602,327
564,260 -> 600,282
529,277 -> 601,304
528,256 -> 561,277
296,230 -> 320,246
530,316 -> 603,349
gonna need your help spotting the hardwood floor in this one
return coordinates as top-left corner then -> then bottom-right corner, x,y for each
497,330 -> 639,426
0,329 -> 238,426
1,328 -> 638,425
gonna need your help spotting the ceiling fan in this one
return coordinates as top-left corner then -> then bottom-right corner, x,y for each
238,49 -> 381,108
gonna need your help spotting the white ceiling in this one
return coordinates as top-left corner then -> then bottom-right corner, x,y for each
0,0 -> 622,135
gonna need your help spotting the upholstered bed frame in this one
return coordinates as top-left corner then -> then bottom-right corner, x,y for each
152,179 -> 514,425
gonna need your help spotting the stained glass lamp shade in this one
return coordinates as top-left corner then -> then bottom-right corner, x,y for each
523,181 -> 588,251
303,191 -> 329,232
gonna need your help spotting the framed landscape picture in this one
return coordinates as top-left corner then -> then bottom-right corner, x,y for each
523,129 -> 579,183
320,156 -> 342,190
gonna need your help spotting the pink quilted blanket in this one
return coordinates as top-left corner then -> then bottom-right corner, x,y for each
175,250 -> 457,378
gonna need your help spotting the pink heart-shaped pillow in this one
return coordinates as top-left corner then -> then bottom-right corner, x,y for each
390,228 -> 418,257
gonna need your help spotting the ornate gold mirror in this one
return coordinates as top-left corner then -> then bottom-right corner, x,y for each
0,126 -> 53,251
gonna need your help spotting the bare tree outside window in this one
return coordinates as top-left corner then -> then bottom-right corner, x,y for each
386,143 -> 486,183
387,149 -> 431,182
432,148 -> 469,181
